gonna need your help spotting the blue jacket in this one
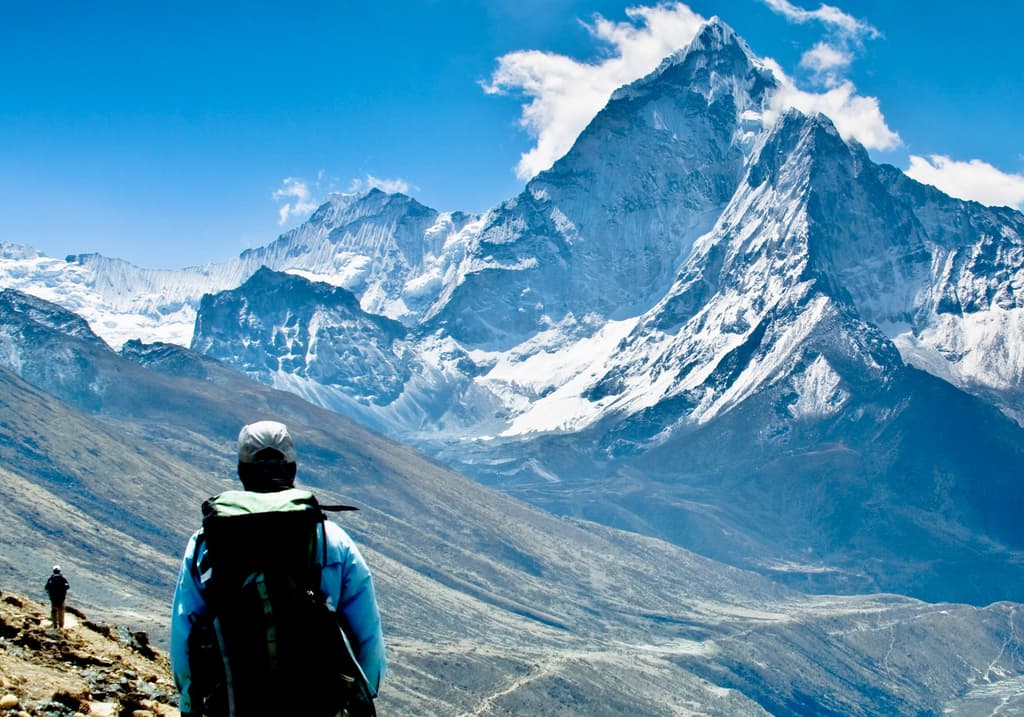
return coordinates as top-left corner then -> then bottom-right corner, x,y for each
170,516 -> 386,714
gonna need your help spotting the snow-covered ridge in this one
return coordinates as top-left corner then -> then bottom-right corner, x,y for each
0,246 -> 217,347
0,190 -> 479,348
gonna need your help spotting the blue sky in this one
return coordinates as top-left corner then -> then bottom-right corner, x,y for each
2,0 -> 1022,268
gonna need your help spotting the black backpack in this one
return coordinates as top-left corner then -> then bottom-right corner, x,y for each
189,488 -> 375,717
45,574 -> 69,601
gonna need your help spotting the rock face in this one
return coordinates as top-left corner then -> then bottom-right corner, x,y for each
192,267 -> 411,406
4,17 -> 1024,606
424,20 -> 776,349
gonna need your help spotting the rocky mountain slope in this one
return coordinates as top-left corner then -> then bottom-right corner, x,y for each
0,590 -> 176,717
443,110 -> 1024,603
3,289 -> 1024,715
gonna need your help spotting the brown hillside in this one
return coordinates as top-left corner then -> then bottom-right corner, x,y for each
0,589 -> 177,716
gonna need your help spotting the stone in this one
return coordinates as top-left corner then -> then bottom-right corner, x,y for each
51,689 -> 88,712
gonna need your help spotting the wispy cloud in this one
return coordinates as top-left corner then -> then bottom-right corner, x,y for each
759,0 -> 879,38
906,155 -> 1024,210
272,173 -> 413,226
348,174 -> 412,195
272,177 -> 320,225
799,41 -> 853,81
754,1 -> 898,150
763,59 -> 900,150
760,0 -> 878,89
485,2 -> 706,180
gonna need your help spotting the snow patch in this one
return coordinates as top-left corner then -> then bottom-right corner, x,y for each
788,355 -> 848,419
695,292 -> 829,423
283,268 -> 350,289
897,308 -> 1024,392
479,317 -> 640,436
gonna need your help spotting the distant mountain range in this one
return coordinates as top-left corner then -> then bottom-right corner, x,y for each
4,17 -> 1024,610
4,288 -> 1024,716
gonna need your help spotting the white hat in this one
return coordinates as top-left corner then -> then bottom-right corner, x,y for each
237,421 -> 297,464
52,565 -> 61,573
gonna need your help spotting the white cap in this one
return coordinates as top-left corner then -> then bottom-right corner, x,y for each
52,565 -> 61,573
237,421 -> 297,464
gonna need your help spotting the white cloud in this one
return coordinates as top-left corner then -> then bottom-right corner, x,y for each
759,0 -> 878,39
761,59 -> 900,150
348,174 -> 412,195
748,1 -> 898,150
906,155 -> 1024,210
485,2 -> 706,179
762,0 -> 878,94
273,172 -> 412,226
272,177 -> 319,225
800,41 -> 852,86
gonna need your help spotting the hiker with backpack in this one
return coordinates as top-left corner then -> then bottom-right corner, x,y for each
45,565 -> 69,629
170,420 -> 386,716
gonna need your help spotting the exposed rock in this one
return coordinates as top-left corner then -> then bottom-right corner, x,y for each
128,634 -> 157,662
50,690 -> 87,712
0,590 -> 176,717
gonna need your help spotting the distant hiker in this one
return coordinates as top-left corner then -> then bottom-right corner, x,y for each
44,565 -> 69,629
170,420 -> 386,717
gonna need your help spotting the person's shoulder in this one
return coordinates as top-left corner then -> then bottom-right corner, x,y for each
323,518 -> 357,546
184,527 -> 207,561
322,518 -> 367,566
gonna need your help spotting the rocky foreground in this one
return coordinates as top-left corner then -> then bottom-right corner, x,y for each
0,589 -> 177,717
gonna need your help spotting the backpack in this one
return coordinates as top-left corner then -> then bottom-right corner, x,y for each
45,575 -> 69,601
190,488 -> 375,717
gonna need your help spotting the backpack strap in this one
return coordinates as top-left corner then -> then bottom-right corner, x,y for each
315,504 -> 361,573
190,531 -> 209,587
